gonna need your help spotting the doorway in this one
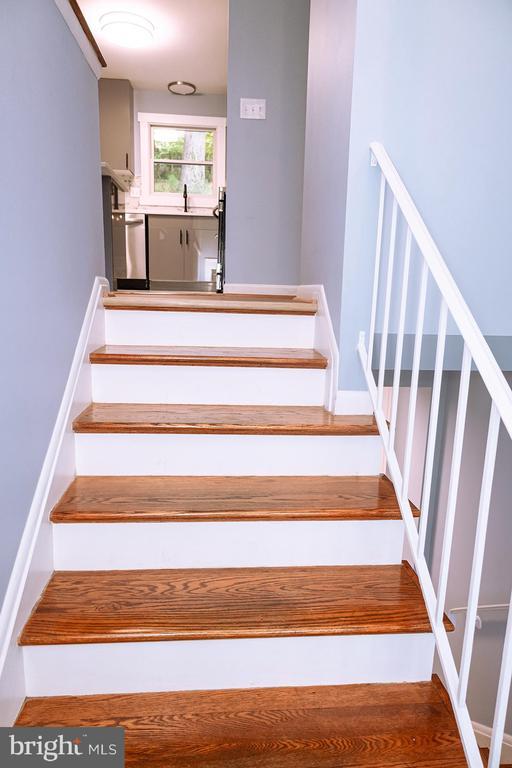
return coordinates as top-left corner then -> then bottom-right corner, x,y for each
78,0 -> 228,292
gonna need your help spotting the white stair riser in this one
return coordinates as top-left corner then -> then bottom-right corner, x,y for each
91,365 -> 326,406
74,434 -> 382,476
53,520 -> 405,570
23,633 -> 435,697
105,310 -> 315,348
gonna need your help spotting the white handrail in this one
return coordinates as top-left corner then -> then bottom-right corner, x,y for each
369,142 -> 512,441
362,143 -> 512,768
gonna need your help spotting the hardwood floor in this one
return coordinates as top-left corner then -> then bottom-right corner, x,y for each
90,345 -> 328,368
50,474 -> 417,524
16,677 -> 468,767
72,404 -> 379,435
103,293 -> 318,315
19,562 -> 449,646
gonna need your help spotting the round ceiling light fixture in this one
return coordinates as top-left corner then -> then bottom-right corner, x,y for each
100,11 -> 155,48
168,81 -> 197,96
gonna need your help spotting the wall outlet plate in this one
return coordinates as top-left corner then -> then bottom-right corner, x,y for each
240,98 -> 266,120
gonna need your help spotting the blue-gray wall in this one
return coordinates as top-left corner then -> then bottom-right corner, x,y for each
300,0 -> 357,335
226,0 -> 310,284
0,0 -> 104,604
340,0 -> 512,389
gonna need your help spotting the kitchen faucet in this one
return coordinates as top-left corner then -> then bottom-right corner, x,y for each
183,183 -> 188,213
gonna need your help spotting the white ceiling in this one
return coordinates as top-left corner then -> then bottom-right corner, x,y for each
80,0 -> 228,93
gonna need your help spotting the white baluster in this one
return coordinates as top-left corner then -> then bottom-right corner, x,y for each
367,172 -> 386,374
458,402 -> 501,706
436,343 -> 472,625
417,300 -> 448,557
489,597 -> 512,767
377,197 -> 398,408
389,227 -> 412,449
401,260 -> 428,501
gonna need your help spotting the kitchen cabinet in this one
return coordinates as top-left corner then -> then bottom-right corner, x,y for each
99,78 -> 134,172
148,215 -> 218,291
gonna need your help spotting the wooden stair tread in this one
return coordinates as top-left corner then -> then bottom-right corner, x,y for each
50,474 -> 418,523
16,677 -> 468,767
72,404 -> 378,435
19,562 -> 450,646
103,292 -> 317,315
90,344 -> 328,369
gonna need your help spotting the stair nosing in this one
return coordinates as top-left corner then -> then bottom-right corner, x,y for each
18,563 -> 450,647
89,345 -> 329,369
103,296 -> 318,316
50,475 -> 419,524
72,404 -> 379,436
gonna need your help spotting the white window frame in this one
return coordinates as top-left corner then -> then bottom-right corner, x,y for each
139,112 -> 226,208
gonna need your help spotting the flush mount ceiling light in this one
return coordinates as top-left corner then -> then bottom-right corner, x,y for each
100,11 -> 155,48
168,81 -> 197,96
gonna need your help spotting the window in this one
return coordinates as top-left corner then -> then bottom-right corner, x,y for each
139,113 -> 226,208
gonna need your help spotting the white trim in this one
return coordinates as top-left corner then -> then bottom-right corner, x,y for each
53,0 -> 103,79
139,113 -> 227,208
297,285 -> 339,411
473,722 -> 512,764
335,390 -> 374,415
139,113 -> 227,129
0,277 -> 108,725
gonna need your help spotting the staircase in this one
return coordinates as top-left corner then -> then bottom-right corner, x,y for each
15,292 -> 469,766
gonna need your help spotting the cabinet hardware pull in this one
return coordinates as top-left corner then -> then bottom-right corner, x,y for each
179,229 -> 183,245
186,229 -> 189,246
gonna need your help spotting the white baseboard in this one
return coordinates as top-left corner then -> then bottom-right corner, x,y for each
335,390 -> 374,415
473,721 -> 512,764
0,276 -> 108,725
297,285 -> 339,411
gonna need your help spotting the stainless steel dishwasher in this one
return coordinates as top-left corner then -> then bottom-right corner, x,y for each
112,213 -> 149,290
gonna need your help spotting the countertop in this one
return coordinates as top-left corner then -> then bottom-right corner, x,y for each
122,203 -> 215,218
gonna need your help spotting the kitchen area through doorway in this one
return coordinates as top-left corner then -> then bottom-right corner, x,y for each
79,0 -> 228,292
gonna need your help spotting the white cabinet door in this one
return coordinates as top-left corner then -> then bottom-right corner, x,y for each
185,226 -> 218,283
148,216 -> 185,281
